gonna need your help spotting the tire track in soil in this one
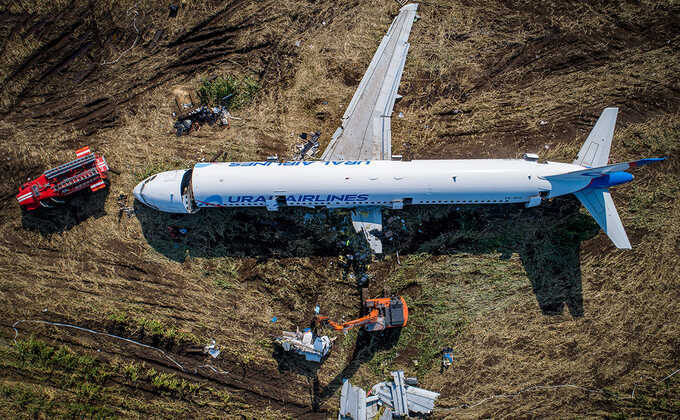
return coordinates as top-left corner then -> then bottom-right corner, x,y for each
0,0 -> 303,138
1,323 -> 320,416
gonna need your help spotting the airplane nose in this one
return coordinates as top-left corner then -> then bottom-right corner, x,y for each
129,170 -> 193,213
133,181 -> 145,204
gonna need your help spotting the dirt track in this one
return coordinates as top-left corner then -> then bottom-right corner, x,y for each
1,0 -> 679,418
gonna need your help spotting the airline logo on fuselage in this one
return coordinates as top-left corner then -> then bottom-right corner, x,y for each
200,193 -> 370,206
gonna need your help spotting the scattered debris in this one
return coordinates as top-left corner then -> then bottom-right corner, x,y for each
295,40 -> 301,47
339,379 -> 380,420
204,339 -> 221,358
370,371 -> 440,417
398,111 -> 404,118
174,119 -> 193,136
117,193 -> 135,221
339,371 -> 439,419
173,105 -> 236,136
338,243 -> 373,286
271,316 -> 278,323
294,131 -> 321,160
275,327 -> 334,362
540,120 -> 548,126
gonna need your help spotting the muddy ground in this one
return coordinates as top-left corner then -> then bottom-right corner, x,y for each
1,0 -> 679,418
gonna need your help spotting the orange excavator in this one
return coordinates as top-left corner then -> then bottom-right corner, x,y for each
316,297 -> 408,332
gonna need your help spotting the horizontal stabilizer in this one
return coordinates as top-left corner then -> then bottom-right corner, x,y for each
574,107 -> 618,168
574,187 -> 631,249
545,157 -> 666,182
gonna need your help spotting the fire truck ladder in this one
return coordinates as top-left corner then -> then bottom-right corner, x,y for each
44,153 -> 96,180
55,168 -> 100,193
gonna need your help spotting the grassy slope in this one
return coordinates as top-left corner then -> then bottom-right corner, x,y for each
1,0 -> 679,418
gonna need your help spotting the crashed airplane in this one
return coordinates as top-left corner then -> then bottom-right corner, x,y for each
133,3 -> 664,253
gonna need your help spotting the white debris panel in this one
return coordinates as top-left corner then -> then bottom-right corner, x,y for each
275,328 -> 333,363
338,370 -> 439,419
338,380 -> 380,420
370,371 -> 439,415
351,207 -> 383,254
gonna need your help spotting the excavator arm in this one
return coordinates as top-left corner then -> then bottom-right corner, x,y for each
316,309 -> 379,332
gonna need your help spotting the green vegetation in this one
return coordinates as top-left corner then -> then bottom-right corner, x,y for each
107,311 -> 201,345
198,75 -> 259,109
14,337 -> 110,384
211,258 -> 241,289
0,338 -> 114,417
214,278 -> 233,289
148,369 -> 201,396
0,338 -> 250,417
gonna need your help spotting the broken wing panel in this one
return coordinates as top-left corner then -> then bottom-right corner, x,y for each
321,4 -> 418,161
351,207 -> 383,254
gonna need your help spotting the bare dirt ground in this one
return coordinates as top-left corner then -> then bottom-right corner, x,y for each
1,0 -> 679,418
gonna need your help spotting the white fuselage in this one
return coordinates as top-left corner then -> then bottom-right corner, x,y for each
132,159 -> 592,214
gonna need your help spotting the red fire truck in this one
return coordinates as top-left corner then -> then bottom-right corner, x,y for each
16,146 -> 109,211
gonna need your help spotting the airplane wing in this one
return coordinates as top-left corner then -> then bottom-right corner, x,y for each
322,4 -> 419,254
351,207 -> 384,254
321,3 -> 418,161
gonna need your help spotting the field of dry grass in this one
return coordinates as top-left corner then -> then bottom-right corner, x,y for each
1,0 -> 679,418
